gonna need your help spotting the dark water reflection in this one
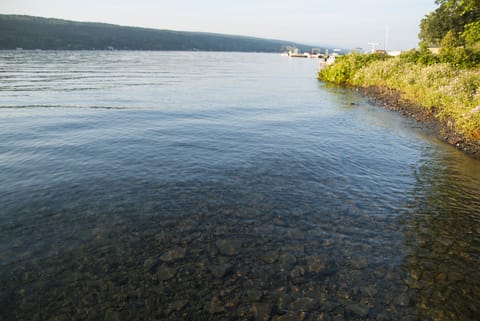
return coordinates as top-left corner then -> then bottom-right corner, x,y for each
403,155 -> 480,320
0,51 -> 479,321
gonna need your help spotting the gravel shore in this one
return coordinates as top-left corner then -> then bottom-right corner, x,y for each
357,86 -> 480,159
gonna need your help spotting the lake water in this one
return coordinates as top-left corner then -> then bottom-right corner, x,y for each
1,51 -> 479,321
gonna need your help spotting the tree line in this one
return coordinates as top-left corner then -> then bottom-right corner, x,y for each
394,0 -> 480,68
0,15 -> 316,52
420,0 -> 480,49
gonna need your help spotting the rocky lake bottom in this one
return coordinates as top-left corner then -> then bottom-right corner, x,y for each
2,179 -> 479,321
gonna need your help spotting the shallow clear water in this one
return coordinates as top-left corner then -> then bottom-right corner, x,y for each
1,51 -> 479,321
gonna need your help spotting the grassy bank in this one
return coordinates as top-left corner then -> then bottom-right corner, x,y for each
318,53 -> 480,143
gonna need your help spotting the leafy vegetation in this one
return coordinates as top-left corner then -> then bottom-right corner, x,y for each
318,53 -> 391,84
0,14 -> 316,52
419,0 -> 480,48
397,43 -> 480,68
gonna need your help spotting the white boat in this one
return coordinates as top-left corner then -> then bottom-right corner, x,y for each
283,47 -> 327,59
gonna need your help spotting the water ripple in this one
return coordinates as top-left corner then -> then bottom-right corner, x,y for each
0,51 -> 479,321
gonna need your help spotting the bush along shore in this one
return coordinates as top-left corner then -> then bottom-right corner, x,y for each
318,50 -> 480,159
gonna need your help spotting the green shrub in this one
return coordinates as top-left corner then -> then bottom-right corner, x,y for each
440,47 -> 480,68
398,49 -> 421,64
462,21 -> 480,50
318,52 -> 390,84
398,48 -> 440,66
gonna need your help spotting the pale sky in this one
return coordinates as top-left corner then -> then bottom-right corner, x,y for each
1,0 -> 437,50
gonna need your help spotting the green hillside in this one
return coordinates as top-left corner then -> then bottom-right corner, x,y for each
0,14 -> 318,52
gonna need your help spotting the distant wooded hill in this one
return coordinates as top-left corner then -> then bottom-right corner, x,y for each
0,14 -> 320,52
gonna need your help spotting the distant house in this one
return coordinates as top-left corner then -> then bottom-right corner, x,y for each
428,47 -> 440,54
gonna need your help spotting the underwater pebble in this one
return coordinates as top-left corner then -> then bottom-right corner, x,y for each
143,257 -> 159,273
306,255 -> 327,273
210,263 -> 234,279
209,296 -> 225,314
160,247 -> 186,262
273,311 -> 305,321
290,265 -> 306,279
279,254 -> 297,270
168,300 -> 188,312
262,251 -> 278,264
345,303 -> 370,317
291,297 -> 317,311
215,239 -> 243,256
245,289 -> 263,302
156,265 -> 177,281
252,302 -> 273,321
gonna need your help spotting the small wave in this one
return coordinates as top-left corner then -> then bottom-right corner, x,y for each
0,104 -> 132,110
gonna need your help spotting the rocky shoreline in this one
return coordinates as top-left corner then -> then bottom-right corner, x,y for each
356,86 -> 480,160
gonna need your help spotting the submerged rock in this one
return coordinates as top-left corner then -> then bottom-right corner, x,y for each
291,297 -> 318,311
306,255 -> 326,273
350,257 -> 368,270
216,239 -> 243,256
289,265 -> 306,279
143,257 -> 160,273
262,251 -> 278,264
210,263 -> 234,279
252,302 -> 273,321
393,292 -> 410,307
160,246 -> 187,262
104,309 -> 121,321
168,300 -> 188,312
346,303 -> 370,318
156,265 -> 177,281
209,296 -> 225,314
245,289 -> 263,302
273,311 -> 306,321
279,254 -> 297,270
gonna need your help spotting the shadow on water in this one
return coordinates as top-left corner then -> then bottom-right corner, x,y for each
401,151 -> 480,320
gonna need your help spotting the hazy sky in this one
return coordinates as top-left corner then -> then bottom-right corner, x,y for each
1,0 -> 437,50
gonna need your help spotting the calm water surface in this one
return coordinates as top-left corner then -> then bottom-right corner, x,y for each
1,51 -> 479,321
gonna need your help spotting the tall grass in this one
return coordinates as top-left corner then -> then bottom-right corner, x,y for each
319,54 -> 480,140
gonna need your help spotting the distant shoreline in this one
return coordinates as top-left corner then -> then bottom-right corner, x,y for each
0,14 -> 323,53
1,49 -> 283,53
